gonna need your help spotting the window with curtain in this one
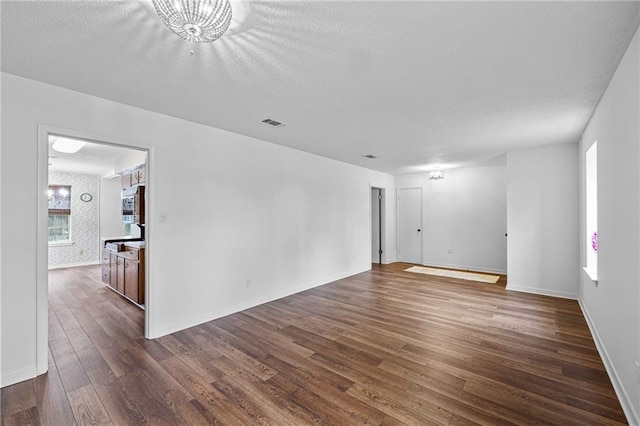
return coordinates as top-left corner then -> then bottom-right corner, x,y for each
48,185 -> 71,242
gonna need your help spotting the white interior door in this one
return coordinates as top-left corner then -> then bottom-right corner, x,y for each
398,188 -> 422,264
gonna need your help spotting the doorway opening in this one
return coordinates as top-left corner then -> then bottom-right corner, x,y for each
371,187 -> 385,264
37,125 -> 151,376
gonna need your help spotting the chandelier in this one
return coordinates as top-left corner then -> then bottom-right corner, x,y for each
152,0 -> 232,43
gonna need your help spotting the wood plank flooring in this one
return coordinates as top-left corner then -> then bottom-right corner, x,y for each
1,263 -> 627,425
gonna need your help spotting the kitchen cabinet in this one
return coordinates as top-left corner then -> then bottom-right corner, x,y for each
116,256 -> 125,293
121,173 -> 132,190
130,168 -> 145,185
101,267 -> 111,285
101,246 -> 145,306
101,250 -> 111,285
110,253 -> 118,289
121,165 -> 145,188
124,259 -> 141,302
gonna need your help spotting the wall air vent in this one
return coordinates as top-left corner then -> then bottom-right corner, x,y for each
260,118 -> 286,128
363,154 -> 378,159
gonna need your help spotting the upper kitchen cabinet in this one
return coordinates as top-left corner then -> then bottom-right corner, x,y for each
121,173 -> 131,190
121,164 -> 146,189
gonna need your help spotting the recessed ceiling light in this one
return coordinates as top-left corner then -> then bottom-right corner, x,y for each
51,137 -> 87,154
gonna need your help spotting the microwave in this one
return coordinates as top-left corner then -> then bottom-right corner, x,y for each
122,186 -> 145,224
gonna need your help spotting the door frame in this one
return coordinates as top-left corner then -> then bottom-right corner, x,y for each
36,124 -> 154,375
370,186 -> 386,264
396,187 -> 423,264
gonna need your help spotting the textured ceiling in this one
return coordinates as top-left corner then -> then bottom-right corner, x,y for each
3,1 -> 640,174
48,136 -> 143,177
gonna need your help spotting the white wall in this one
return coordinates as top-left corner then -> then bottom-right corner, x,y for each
506,144 -> 579,299
48,171 -> 100,267
395,164 -> 507,273
578,27 -> 640,423
99,177 -> 124,240
0,72 -> 396,387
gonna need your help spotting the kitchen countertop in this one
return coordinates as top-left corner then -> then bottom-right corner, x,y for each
102,237 -> 145,250
102,236 -> 142,243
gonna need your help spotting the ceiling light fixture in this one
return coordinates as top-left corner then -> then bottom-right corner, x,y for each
152,0 -> 232,43
428,171 -> 444,180
52,137 -> 87,154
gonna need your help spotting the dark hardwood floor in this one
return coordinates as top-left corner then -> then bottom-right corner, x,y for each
1,263 -> 626,425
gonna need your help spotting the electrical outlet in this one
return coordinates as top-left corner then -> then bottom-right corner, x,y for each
447,247 -> 452,254
246,278 -> 252,288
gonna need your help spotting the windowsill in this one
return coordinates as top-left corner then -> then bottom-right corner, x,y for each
583,267 -> 598,282
49,240 -> 74,247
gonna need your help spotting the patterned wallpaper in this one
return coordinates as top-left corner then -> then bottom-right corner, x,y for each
48,171 -> 100,267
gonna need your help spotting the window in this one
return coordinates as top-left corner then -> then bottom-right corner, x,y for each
48,185 -> 71,243
584,141 -> 597,281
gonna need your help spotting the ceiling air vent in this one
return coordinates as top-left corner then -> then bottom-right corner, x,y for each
260,118 -> 286,128
363,154 -> 378,159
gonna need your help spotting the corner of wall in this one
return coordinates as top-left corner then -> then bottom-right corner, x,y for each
505,283 -> 578,300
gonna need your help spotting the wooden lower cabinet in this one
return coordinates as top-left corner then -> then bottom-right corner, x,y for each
102,247 -> 145,305
101,249 -> 111,285
124,259 -> 145,304
101,266 -> 111,284
116,257 -> 125,293
110,253 -> 119,290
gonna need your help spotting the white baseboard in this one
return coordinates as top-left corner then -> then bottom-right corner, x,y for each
48,260 -> 100,270
578,300 -> 639,425
149,265 -> 370,339
422,261 -> 507,275
1,366 -> 38,388
505,284 -> 578,300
